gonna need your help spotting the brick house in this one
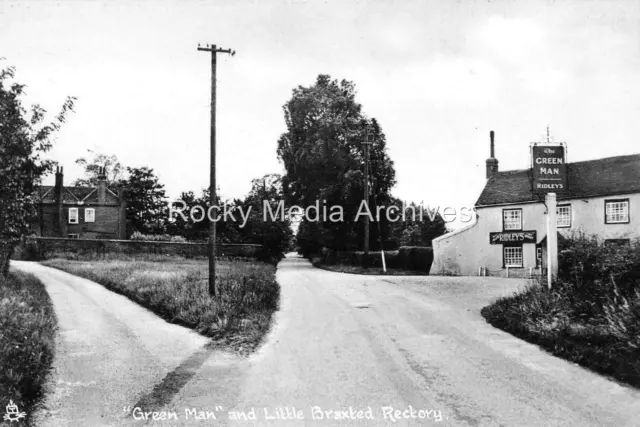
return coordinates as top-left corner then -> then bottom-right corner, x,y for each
32,166 -> 128,239
432,131 -> 640,277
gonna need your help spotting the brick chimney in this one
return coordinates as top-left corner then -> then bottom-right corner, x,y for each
486,130 -> 499,179
97,166 -> 107,204
54,166 -> 64,236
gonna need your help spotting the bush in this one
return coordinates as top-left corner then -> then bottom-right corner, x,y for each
313,246 -> 432,272
10,236 -> 40,261
130,232 -> 187,242
397,246 -> 433,272
559,233 -> 640,292
0,272 -> 57,422
482,234 -> 640,388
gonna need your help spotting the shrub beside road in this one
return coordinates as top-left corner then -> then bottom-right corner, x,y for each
43,255 -> 279,354
482,234 -> 640,388
0,271 -> 57,423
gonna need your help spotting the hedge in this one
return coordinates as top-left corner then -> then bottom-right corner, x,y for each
317,246 -> 433,273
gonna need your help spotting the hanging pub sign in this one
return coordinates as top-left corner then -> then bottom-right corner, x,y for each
532,145 -> 567,193
490,230 -> 537,245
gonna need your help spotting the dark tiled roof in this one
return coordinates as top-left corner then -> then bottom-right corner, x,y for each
476,154 -> 640,207
36,185 -> 117,203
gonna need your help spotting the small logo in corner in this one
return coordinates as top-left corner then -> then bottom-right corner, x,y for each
3,400 -> 26,423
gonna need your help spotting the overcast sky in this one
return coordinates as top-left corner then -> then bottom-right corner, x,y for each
2,0 -> 639,216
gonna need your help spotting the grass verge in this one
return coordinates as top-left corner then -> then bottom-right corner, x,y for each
0,271 -> 57,425
482,282 -> 640,388
42,255 -> 279,354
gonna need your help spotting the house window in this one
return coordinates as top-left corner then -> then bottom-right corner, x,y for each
504,245 -> 523,267
503,209 -> 522,230
605,199 -> 629,224
85,208 -> 95,223
557,204 -> 571,228
67,233 -> 79,239
68,208 -> 79,224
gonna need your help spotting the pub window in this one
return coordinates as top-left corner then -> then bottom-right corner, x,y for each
504,245 -> 523,267
68,208 -> 79,224
557,204 -> 571,228
85,208 -> 95,223
605,199 -> 629,224
503,209 -> 522,231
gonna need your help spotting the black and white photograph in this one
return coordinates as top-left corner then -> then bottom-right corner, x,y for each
1,0 -> 639,425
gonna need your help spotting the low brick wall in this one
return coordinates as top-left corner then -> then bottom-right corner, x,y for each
13,237 -> 262,260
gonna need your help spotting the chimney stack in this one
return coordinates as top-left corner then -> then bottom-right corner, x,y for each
486,130 -> 499,179
98,166 -> 107,204
54,166 -> 64,236
54,166 -> 64,197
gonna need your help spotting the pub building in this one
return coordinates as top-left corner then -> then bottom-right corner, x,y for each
431,131 -> 640,278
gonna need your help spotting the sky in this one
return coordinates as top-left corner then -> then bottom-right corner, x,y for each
2,0 -> 640,226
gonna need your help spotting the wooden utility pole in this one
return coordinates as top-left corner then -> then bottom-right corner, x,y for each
197,43 -> 235,297
372,179 -> 387,273
362,126 -> 371,255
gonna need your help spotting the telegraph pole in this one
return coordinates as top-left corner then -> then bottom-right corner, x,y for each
197,43 -> 235,297
362,126 -> 371,255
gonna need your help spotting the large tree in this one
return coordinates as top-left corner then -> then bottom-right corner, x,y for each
277,74 -> 396,252
0,64 -> 75,276
121,166 -> 167,234
72,149 -> 124,186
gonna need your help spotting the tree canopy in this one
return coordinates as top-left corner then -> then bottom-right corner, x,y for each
0,63 -> 75,276
73,149 -> 125,186
122,166 -> 167,234
277,74 -> 396,252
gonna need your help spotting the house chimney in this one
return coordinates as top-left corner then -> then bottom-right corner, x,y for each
486,130 -> 499,179
54,166 -> 64,236
54,166 -> 63,198
98,166 -> 107,204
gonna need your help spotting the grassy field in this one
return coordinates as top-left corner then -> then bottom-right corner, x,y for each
42,254 -> 279,354
0,271 -> 57,425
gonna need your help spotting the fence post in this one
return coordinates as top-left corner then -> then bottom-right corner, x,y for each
506,266 -> 509,278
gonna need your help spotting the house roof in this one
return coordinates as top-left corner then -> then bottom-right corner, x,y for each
475,154 -> 640,207
36,185 -> 120,204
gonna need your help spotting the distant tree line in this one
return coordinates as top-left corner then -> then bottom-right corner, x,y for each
72,150 -> 293,259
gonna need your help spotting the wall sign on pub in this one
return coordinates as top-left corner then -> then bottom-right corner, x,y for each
489,231 -> 537,244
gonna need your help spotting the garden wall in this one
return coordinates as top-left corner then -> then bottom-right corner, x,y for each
12,237 -> 262,260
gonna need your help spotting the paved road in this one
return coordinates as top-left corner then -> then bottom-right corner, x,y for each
155,255 -> 640,427
13,256 -> 640,426
9,261 -> 209,427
